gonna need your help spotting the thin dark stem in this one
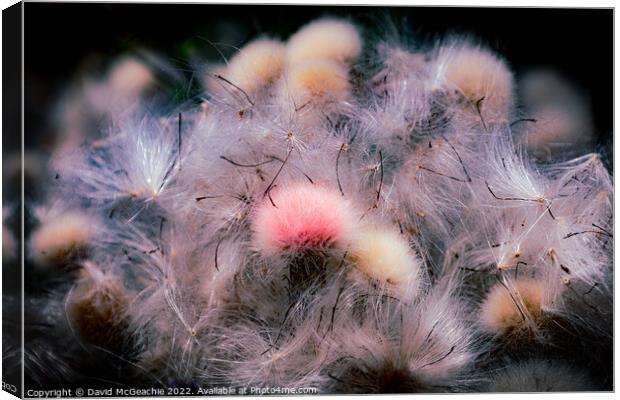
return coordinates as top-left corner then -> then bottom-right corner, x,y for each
263,147 -> 293,201
418,166 -> 470,183
214,237 -> 223,272
220,156 -> 277,168
441,134 -> 472,182
564,229 -> 612,239
373,151 -> 384,208
327,373 -> 346,384
584,283 -> 598,296
214,74 -> 254,106
266,184 -> 278,208
592,223 -> 613,237
510,118 -> 537,127
474,97 -> 488,132
336,143 -> 346,197
159,216 -> 166,254
295,100 -> 310,113
485,181 -> 542,202
495,274 -> 527,322
514,261 -> 527,280
195,195 -> 224,202
420,346 -> 456,369
270,155 -> 314,184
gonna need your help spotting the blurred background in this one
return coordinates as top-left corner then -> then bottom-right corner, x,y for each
21,4 -> 613,154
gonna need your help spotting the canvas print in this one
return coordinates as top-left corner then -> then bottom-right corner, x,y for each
2,3 -> 613,396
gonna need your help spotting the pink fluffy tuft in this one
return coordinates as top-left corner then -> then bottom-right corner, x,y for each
252,183 -> 357,255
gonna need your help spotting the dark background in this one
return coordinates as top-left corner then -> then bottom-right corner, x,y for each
21,3 -> 613,154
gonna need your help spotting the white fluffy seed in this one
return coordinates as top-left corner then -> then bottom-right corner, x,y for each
435,45 -> 513,117
223,38 -> 286,94
286,18 -> 362,65
349,226 -> 422,293
284,59 -> 351,108
479,278 -> 544,335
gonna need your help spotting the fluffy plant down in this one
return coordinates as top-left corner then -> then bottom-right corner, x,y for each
18,17 -> 612,393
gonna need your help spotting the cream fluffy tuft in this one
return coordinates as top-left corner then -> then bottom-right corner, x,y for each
223,38 -> 286,94
435,45 -> 513,117
286,18 -> 362,65
284,59 -> 351,107
107,56 -> 154,99
29,211 -> 92,266
479,278 -> 544,335
349,226 -> 422,292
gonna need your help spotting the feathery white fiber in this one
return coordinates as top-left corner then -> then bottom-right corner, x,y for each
324,277 -> 480,392
23,16 -> 612,394
53,112 -> 183,212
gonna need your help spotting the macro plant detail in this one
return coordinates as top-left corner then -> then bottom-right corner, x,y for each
6,13 -> 612,394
